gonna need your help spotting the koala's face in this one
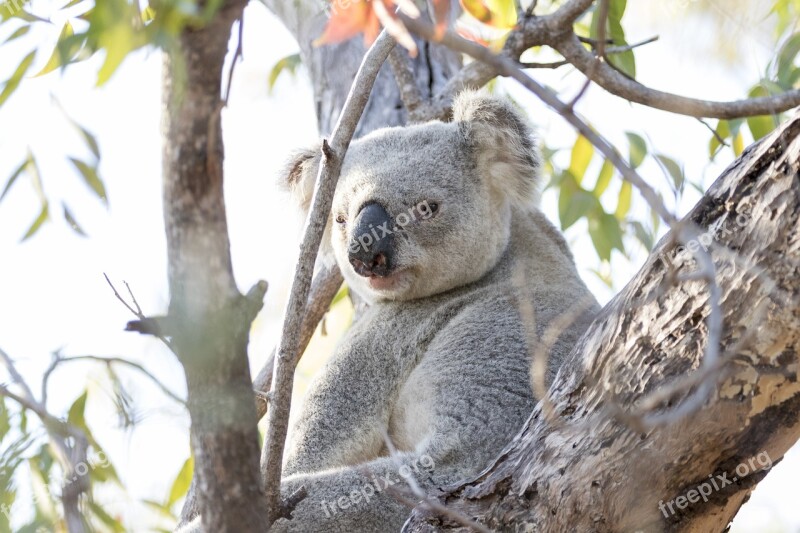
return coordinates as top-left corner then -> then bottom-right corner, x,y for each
285,91 -> 540,303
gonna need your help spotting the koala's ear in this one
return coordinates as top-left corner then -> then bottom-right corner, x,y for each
281,144 -> 322,214
453,90 -> 541,207
280,144 -> 337,266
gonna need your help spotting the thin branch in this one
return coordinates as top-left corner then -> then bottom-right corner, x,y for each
252,264 -> 343,420
41,355 -> 185,406
260,30 -> 397,527
554,32 -> 800,118
224,14 -> 245,106
104,273 -> 174,351
567,0 -> 608,109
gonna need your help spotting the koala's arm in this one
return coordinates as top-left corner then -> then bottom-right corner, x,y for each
271,311 -> 536,533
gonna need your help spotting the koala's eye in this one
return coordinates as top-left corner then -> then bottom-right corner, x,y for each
415,200 -> 440,220
335,214 -> 346,224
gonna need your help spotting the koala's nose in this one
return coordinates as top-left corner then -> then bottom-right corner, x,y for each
348,202 -> 394,278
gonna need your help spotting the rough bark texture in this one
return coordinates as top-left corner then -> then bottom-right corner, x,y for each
404,112 -> 800,532
163,2 -> 267,531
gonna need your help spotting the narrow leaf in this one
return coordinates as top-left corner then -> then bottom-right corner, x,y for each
21,202 -> 49,242
625,132 -> 647,168
615,181 -> 632,220
62,203 -> 87,237
0,51 -> 35,107
70,158 -> 107,205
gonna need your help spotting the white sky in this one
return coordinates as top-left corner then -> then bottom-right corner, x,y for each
0,0 -> 798,531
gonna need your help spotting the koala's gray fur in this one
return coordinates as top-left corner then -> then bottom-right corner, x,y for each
180,91 -> 598,533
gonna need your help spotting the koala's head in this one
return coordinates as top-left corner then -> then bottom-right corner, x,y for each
284,91 -> 541,303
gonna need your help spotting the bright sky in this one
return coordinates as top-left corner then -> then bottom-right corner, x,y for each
0,1 -> 798,531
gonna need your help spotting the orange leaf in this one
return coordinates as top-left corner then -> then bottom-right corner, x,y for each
460,0 -> 492,24
456,25 -> 490,46
314,0 -> 376,46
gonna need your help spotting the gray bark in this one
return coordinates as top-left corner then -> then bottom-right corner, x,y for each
162,2 -> 267,531
403,109 -> 800,532
261,0 -> 462,136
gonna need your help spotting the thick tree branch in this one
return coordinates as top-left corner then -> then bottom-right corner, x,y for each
260,30 -> 397,526
405,111 -> 800,533
164,2 -> 267,531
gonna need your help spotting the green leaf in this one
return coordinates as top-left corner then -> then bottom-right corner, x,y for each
591,0 -> 635,78
588,212 -> 624,262
559,173 -> 600,230
615,181 -> 631,220
625,132 -> 647,168
167,456 -> 194,508
629,220 -> 654,251
268,53 -> 302,94
777,32 -> 800,88
569,135 -> 593,184
593,159 -> 613,197
62,203 -> 87,237
21,203 -> 49,242
88,501 -> 125,532
331,284 -> 350,307
67,389 -> 88,428
709,120 -> 730,159
3,25 -> 30,44
746,85 -> 778,140
733,131 -> 744,156
654,154 -> 684,192
0,51 -> 35,107
34,22 -> 84,77
0,159 -> 27,203
70,158 -> 107,204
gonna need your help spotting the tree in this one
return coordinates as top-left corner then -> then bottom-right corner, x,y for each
0,0 -> 799,531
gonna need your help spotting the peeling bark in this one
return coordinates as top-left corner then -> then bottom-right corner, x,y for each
404,113 -> 800,532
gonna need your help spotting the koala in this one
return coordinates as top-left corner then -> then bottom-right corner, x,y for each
267,91 -> 600,532
178,91 -> 598,533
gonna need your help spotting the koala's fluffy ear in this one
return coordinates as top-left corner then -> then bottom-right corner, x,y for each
453,90 -> 541,207
281,145 -> 322,214
280,144 -> 336,265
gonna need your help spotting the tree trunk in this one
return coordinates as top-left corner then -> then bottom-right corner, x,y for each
403,109 -> 800,532
163,2 -> 267,531
261,0 -> 462,136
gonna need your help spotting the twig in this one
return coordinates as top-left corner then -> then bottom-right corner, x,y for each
41,354 -> 185,406
104,273 -> 174,351
380,431 -> 492,533
554,32 -> 800,118
567,0 -> 608,109
224,14 -> 245,106
252,264 -> 343,420
260,30 -> 397,527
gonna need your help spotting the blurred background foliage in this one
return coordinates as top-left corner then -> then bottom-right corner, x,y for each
1,0 -> 799,530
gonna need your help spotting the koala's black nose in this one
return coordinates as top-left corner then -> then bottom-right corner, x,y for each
348,202 -> 394,278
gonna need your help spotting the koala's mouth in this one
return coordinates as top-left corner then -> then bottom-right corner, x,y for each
366,268 -> 411,292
